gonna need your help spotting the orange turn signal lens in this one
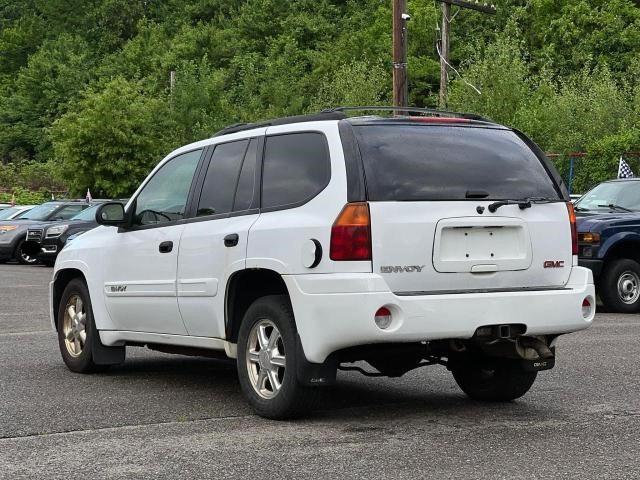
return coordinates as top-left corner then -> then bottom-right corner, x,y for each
330,202 -> 372,261
578,232 -> 601,244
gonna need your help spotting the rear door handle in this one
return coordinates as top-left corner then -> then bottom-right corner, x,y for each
224,234 -> 239,247
159,241 -> 173,253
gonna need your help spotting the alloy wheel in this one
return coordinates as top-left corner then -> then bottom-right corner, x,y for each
19,247 -> 37,264
62,295 -> 87,357
246,319 -> 286,399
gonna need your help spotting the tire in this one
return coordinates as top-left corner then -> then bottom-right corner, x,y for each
57,278 -> 123,373
236,295 -> 317,419
599,258 -> 640,313
452,358 -> 537,402
14,239 -> 39,265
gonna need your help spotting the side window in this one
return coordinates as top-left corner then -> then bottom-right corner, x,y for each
196,140 -> 248,217
233,138 -> 258,212
134,149 -> 201,226
262,132 -> 330,209
55,205 -> 84,220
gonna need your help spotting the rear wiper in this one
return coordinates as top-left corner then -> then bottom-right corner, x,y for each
488,197 -> 553,213
597,203 -> 633,212
574,206 -> 590,212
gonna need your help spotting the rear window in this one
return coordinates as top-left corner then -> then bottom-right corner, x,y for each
262,132 -> 330,209
353,125 -> 560,201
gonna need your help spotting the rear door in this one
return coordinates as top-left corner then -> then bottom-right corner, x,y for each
177,137 -> 261,338
353,123 -> 572,294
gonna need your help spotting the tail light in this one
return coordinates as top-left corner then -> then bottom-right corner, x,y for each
566,202 -> 578,255
330,202 -> 372,261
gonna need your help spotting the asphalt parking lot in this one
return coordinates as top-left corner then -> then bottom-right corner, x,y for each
1,264 -> 639,479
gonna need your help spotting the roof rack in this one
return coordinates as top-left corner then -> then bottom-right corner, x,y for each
322,106 -> 491,122
211,106 -> 492,137
212,111 -> 347,137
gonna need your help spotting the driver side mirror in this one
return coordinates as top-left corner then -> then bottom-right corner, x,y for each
96,202 -> 128,227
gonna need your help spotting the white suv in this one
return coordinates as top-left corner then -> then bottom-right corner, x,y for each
50,108 -> 595,418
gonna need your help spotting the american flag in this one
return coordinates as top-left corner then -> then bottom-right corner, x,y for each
618,156 -> 634,179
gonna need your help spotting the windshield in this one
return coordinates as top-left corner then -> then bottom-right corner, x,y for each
575,182 -> 640,212
70,204 -> 101,221
19,203 -> 60,220
0,207 -> 26,220
353,125 -> 561,201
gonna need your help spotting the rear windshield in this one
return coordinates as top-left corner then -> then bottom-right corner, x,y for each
353,125 -> 561,201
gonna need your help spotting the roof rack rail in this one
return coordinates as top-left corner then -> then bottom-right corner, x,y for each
212,111 -> 347,137
211,106 -> 491,138
322,106 -> 491,122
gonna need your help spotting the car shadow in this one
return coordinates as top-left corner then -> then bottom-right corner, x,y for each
91,353 -> 553,422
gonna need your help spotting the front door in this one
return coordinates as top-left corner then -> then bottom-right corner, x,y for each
102,149 -> 202,334
178,137 -> 261,338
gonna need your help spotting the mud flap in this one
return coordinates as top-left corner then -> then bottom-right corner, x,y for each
94,331 -> 125,365
295,334 -> 337,386
520,357 -> 555,372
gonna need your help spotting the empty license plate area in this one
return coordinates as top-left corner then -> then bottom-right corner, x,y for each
433,217 -> 532,273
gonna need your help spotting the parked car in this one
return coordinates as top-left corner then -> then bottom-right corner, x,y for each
0,201 -> 93,265
25,203 -> 117,267
575,178 -> 640,312
50,108 -> 594,419
0,203 -> 12,211
0,205 -> 35,220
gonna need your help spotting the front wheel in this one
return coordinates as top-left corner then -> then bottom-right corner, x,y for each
57,278 -> 124,373
15,239 -> 39,265
452,359 -> 537,402
599,258 -> 640,313
236,295 -> 317,419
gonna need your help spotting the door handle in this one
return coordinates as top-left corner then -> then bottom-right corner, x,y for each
159,241 -> 173,253
224,233 -> 239,247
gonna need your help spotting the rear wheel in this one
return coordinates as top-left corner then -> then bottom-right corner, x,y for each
599,258 -> 640,313
237,295 -> 317,419
452,358 -> 537,402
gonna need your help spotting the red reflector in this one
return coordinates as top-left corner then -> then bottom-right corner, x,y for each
375,307 -> 391,318
566,202 -> 578,255
582,298 -> 591,307
330,203 -> 372,261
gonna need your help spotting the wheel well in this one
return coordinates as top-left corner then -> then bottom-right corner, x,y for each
226,269 -> 289,343
52,269 -> 86,331
603,241 -> 640,265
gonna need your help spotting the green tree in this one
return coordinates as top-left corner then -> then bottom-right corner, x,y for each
50,77 -> 176,197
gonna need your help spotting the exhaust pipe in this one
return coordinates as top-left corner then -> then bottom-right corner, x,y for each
516,336 -> 554,360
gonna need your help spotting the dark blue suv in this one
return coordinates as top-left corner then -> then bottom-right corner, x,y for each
575,178 -> 640,313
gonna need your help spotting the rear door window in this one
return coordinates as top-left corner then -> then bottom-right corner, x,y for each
197,140 -> 248,217
262,132 -> 330,209
353,125 -> 560,201
233,138 -> 259,212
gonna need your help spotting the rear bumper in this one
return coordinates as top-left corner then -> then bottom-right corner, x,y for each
578,258 -> 603,280
284,267 -> 595,364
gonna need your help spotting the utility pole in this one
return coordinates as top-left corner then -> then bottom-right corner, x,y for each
438,2 -> 451,109
436,0 -> 496,109
392,0 -> 409,109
